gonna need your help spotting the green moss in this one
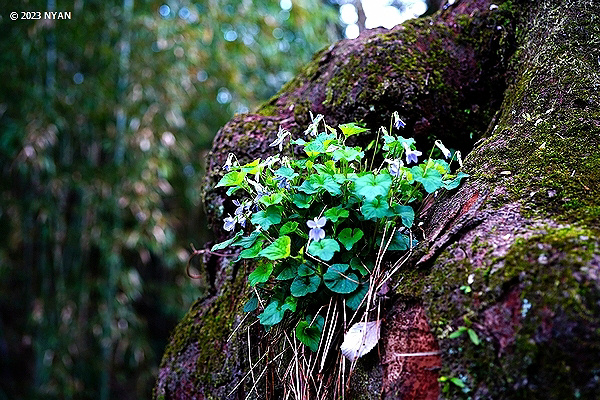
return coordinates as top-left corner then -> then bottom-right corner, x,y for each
292,100 -> 312,124
319,9 -> 512,153
393,267 -> 429,298
419,4 -> 600,396
465,3 -> 600,227
256,103 -> 278,117
159,263 -> 249,389
425,227 -> 600,398
322,19 -> 457,110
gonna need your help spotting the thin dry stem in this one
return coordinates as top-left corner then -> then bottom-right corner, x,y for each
248,327 -> 259,398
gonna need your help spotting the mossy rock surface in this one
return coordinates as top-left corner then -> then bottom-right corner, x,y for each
416,0 -> 600,397
424,212 -> 600,398
154,258 -> 250,399
155,0 -> 600,398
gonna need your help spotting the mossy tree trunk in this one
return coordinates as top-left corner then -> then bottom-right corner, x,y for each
154,0 -> 600,398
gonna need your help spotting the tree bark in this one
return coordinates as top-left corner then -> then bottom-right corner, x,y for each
154,0 -> 600,398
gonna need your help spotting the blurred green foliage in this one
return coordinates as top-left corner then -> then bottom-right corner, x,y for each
0,0 -> 338,398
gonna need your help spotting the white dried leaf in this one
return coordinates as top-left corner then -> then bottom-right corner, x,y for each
340,321 -> 380,361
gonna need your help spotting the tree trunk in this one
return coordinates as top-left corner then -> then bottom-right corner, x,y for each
154,0 -> 600,398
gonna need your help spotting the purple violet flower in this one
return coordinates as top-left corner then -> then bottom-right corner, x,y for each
387,159 -> 404,177
307,216 -> 326,242
247,179 -> 269,202
402,142 -> 422,165
393,111 -> 406,129
233,200 -> 250,228
223,215 -> 236,232
233,200 -> 245,216
275,175 -> 291,189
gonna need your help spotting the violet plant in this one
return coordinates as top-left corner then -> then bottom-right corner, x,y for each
211,113 -> 468,352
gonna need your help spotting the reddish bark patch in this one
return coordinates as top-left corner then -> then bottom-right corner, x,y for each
481,287 -> 522,355
459,190 -> 480,217
381,302 -> 441,399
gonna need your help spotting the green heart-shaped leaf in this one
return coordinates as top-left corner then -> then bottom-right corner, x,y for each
241,159 -> 260,174
350,258 -> 372,276
293,193 -> 312,208
259,236 -> 291,260
258,300 -> 289,327
332,146 -> 364,162
234,230 -> 263,249
313,161 -> 336,176
346,281 -> 369,310
308,239 -> 340,261
248,262 -> 273,286
339,122 -> 369,138
302,133 -> 336,156
382,135 -> 415,156
333,173 -> 348,184
338,228 -> 364,250
385,231 -> 418,251
284,296 -> 297,312
411,166 -> 443,193
303,140 -> 325,157
443,172 -> 469,190
258,192 -> 284,206
297,263 -> 317,277
279,221 -> 299,236
324,206 -> 349,223
361,196 -> 394,220
216,171 -> 246,187
290,275 -> 321,297
211,231 -> 242,251
309,174 -> 341,196
235,240 -> 263,261
324,264 -> 359,294
276,264 -> 297,280
393,205 -> 414,228
274,166 -> 298,180
296,180 -> 318,194
354,172 -> 392,201
243,296 -> 258,313
296,315 -> 324,352
251,206 -> 282,230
